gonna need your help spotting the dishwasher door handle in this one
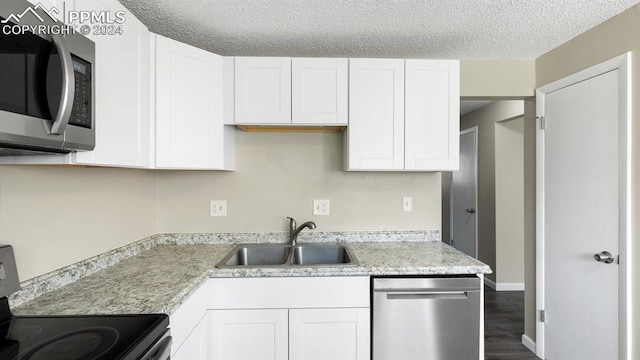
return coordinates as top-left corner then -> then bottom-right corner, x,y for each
386,291 -> 470,300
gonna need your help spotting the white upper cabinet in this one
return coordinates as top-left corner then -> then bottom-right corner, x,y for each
7,0 -> 152,168
231,57 -> 348,126
405,59 -> 459,170
292,58 -> 348,125
347,58 -> 405,170
153,34 -> 234,170
347,58 -> 459,171
234,57 -> 292,124
6,0 -> 235,170
54,0 -> 151,167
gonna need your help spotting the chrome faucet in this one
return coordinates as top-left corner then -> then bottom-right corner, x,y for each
286,217 -> 316,246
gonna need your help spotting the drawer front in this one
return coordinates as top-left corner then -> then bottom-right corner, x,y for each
209,276 -> 370,309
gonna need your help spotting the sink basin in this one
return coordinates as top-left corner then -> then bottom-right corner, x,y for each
215,244 -> 357,268
220,245 -> 290,266
291,245 -> 353,265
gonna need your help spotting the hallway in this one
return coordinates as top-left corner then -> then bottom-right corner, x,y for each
485,288 -> 538,360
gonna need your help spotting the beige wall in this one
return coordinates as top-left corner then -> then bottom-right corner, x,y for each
157,130 -> 442,233
0,131 -> 442,282
459,100 -> 525,282
460,59 -> 535,98
535,4 -> 640,356
495,117 -> 525,285
0,166 -> 157,280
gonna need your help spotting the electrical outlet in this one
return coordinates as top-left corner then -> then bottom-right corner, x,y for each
313,199 -> 330,216
210,200 -> 227,216
403,197 -> 412,212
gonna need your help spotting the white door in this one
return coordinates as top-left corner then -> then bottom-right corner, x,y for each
540,69 -> 622,359
450,127 -> 477,258
209,309 -> 289,360
289,308 -> 370,360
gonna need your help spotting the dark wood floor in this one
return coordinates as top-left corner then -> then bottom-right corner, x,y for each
485,288 -> 539,360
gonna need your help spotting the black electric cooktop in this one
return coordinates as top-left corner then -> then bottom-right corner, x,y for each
0,313 -> 168,360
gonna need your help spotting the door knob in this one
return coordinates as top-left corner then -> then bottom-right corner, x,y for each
593,251 -> 615,264
466,208 -> 475,213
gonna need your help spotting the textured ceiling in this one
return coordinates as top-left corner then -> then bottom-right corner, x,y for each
118,0 -> 639,58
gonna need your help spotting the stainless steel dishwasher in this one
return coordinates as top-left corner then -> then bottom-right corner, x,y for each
372,276 -> 481,360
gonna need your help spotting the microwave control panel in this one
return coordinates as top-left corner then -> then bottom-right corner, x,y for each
68,55 -> 92,129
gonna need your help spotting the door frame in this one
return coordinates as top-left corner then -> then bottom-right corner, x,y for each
535,52 -> 632,359
450,126 -> 479,258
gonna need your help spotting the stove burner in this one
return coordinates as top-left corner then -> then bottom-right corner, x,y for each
16,327 -> 119,360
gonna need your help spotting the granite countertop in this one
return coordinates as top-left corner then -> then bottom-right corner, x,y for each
13,241 -> 491,317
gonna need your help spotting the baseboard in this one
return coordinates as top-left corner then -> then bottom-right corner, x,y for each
496,282 -> 525,291
522,334 -> 537,355
484,278 -> 525,291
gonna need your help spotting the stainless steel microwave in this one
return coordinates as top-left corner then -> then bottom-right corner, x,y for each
0,0 -> 95,155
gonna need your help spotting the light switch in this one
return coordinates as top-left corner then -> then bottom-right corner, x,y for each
403,197 -> 412,212
210,200 -> 227,216
313,199 -> 330,216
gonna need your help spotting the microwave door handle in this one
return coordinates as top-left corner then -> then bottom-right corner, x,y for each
49,34 -> 75,135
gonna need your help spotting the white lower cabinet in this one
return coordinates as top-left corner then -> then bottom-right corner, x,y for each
207,307 -> 369,360
169,282 -> 209,358
207,277 -> 370,360
168,277 -> 370,360
209,309 -> 289,360
289,308 -> 370,360
172,313 -> 209,360
169,277 -> 370,360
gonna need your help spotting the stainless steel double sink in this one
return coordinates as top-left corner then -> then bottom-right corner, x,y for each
215,243 -> 358,268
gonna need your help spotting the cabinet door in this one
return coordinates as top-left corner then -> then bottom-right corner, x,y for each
209,309 -> 288,360
172,314 -> 208,360
347,59 -> 404,170
170,281 -> 209,355
235,57 -> 291,124
69,0 -> 150,167
289,308 -> 370,360
292,58 -> 348,125
405,59 -> 460,170
155,35 -> 224,169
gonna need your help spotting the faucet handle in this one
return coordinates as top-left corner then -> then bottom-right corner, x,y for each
286,217 -> 296,229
